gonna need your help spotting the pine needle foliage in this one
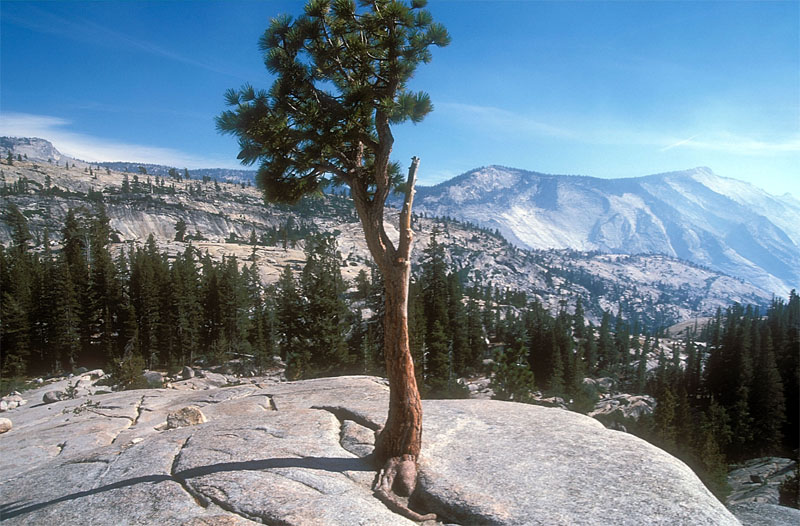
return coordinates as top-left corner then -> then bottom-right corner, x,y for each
216,0 -> 450,204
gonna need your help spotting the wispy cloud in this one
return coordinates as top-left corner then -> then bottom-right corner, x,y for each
0,112 -> 241,169
438,102 -> 575,139
685,134 -> 800,155
438,101 -> 800,160
657,132 -> 800,155
659,134 -> 699,152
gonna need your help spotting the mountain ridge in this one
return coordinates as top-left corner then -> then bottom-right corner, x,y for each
412,165 -> 800,296
0,136 -> 787,312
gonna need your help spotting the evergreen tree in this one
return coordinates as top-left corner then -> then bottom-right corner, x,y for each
0,251 -> 32,376
216,0 -> 450,487
50,254 -> 82,371
573,297 -> 585,339
170,246 -> 202,366
653,384 -> 677,451
421,228 -> 451,390
465,292 -> 486,370
276,264 -> 306,378
446,272 -> 468,374
749,326 -> 786,455
597,310 -> 614,372
219,255 -> 252,359
87,203 -> 119,364
491,323 -> 535,402
300,234 -> 351,375
175,218 -> 187,242
692,404 -> 732,500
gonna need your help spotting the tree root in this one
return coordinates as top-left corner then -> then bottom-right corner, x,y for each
373,455 -> 436,523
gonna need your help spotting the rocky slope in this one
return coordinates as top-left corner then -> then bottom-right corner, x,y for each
0,374 -> 743,525
411,165 -> 800,297
0,137 -> 774,327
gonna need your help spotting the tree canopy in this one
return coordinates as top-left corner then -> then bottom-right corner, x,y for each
216,0 -> 449,204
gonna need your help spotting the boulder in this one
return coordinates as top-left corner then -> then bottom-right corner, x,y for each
0,417 -> 11,433
415,399 -> 738,525
589,393 -> 656,421
583,376 -> 615,392
181,366 -> 196,380
166,406 -> 207,429
730,502 -> 800,526
727,457 -> 797,506
0,376 -> 741,526
42,390 -> 66,404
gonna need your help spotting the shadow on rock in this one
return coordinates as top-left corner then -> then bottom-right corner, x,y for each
0,456 -> 372,521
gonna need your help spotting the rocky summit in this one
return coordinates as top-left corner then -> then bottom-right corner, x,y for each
0,375 -> 739,525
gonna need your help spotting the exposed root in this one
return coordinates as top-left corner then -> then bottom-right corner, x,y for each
373,455 -> 436,523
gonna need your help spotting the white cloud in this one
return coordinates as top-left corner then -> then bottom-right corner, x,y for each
0,112 -> 242,169
659,135 -> 699,152
438,102 -> 575,139
677,133 -> 800,155
439,101 -> 800,159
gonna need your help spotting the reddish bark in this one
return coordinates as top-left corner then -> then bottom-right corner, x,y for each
351,157 -> 429,520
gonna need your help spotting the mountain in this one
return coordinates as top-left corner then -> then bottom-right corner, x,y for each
0,137 -> 775,327
99,162 -> 257,185
412,166 -> 800,297
0,135 -> 257,184
0,136 -> 65,164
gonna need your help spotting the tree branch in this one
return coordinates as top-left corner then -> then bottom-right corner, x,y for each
397,156 -> 418,261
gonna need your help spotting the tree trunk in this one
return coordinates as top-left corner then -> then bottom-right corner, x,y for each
374,262 -> 423,462
352,158 -> 433,520
374,156 -> 422,463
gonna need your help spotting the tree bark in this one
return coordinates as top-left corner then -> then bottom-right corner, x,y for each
373,156 -> 421,463
351,158 -> 430,519
374,260 -> 423,461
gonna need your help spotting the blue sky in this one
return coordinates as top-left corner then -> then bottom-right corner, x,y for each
1,1 -> 798,197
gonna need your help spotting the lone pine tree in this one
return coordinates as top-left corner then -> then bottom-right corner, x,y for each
217,0 -> 448,516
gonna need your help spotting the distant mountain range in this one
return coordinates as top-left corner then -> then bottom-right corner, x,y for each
3,136 -> 796,299
412,166 -> 800,297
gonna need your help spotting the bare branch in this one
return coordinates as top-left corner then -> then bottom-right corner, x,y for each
397,156 -> 418,261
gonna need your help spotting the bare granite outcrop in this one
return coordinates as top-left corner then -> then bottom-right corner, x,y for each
0,375 -> 741,525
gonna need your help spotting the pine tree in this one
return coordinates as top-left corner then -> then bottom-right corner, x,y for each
421,228 -> 450,390
50,254 -> 82,371
465,292 -> 486,370
171,246 -> 202,366
129,235 -> 164,368
219,255 -> 252,359
446,272 -> 468,375
175,218 -> 187,242
749,326 -> 786,455
276,264 -> 306,378
216,0 -> 450,492
653,384 -> 677,451
573,297 -> 585,339
300,234 -> 350,375
491,321 -> 535,402
61,208 -> 91,359
597,310 -> 614,373
693,405 -> 732,501
0,254 -> 32,376
88,203 -> 120,365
